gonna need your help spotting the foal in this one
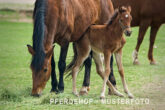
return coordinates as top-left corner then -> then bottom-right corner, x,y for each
72,6 -> 133,99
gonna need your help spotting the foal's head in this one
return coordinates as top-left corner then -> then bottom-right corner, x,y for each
118,6 -> 132,36
27,45 -> 54,97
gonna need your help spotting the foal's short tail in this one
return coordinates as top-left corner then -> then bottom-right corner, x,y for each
65,43 -> 79,78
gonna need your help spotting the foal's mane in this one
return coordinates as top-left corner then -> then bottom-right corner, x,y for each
106,9 -> 119,27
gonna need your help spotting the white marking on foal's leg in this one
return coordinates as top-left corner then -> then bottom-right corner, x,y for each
100,77 -> 107,99
122,78 -> 134,98
72,67 -> 79,96
132,50 -> 140,65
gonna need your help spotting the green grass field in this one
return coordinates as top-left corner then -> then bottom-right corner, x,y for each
0,11 -> 165,110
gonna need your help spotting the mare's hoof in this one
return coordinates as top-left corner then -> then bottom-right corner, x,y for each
150,60 -> 157,65
50,89 -> 59,94
79,90 -> 88,96
58,88 -> 64,93
79,86 -> 89,96
87,87 -> 90,91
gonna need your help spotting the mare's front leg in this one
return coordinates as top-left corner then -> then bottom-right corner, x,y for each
108,55 -> 117,95
79,51 -> 92,95
50,54 -> 59,93
58,43 -> 69,92
115,49 -> 134,98
133,19 -> 150,65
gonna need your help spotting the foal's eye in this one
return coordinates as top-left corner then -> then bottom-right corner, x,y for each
44,68 -> 48,72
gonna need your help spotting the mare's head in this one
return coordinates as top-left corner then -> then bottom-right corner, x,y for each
27,45 -> 54,97
118,6 -> 132,36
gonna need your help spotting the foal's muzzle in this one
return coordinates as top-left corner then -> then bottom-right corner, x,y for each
124,30 -> 132,37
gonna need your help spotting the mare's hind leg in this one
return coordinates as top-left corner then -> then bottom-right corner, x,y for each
148,23 -> 161,65
108,55 -> 117,95
93,52 -> 123,99
50,54 -> 59,93
72,37 -> 91,96
115,50 -> 134,98
58,43 -> 69,92
79,51 -> 92,95
133,20 -> 150,65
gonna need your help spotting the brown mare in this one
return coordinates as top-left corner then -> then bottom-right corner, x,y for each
69,6 -> 133,99
27,0 -> 118,96
112,0 -> 165,65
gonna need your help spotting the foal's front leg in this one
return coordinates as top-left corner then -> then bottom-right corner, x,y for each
93,52 -> 123,99
115,50 -> 134,98
100,51 -> 112,99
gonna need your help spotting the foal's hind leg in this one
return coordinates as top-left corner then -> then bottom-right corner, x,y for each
72,38 -> 91,96
115,50 -> 134,98
93,52 -> 123,99
79,51 -> 92,96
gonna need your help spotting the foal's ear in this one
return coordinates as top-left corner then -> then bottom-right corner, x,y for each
119,6 -> 127,13
46,45 -> 55,58
27,45 -> 35,56
127,6 -> 131,12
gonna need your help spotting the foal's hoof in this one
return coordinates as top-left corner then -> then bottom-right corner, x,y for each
150,60 -> 157,65
114,90 -> 124,97
100,96 -> 105,100
72,92 -> 79,97
133,59 -> 140,65
128,93 -> 134,99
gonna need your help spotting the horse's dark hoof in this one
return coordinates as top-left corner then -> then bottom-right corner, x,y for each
58,89 -> 64,93
50,89 -> 59,94
58,86 -> 64,93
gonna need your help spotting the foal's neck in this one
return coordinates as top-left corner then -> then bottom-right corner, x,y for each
107,18 -> 123,39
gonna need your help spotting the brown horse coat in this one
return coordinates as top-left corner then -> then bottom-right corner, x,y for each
27,0 -> 115,96
70,7 -> 133,99
112,0 -> 165,64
